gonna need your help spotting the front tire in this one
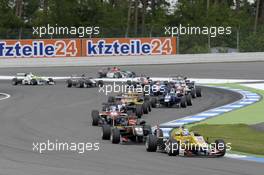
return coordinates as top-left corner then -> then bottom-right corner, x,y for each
215,139 -> 226,157
146,134 -> 157,152
12,78 -> 18,85
166,140 -> 179,156
111,128 -> 121,144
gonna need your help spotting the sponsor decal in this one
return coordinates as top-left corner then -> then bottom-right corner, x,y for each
0,39 -> 81,57
83,37 -> 176,56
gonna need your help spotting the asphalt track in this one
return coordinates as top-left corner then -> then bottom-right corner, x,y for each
0,62 -> 263,175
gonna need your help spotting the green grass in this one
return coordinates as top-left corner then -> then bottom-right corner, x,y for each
190,124 -> 264,155
196,84 -> 264,125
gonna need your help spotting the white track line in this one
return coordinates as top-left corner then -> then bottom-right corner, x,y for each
0,93 -> 11,101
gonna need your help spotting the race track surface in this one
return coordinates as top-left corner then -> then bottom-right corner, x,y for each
0,62 -> 263,175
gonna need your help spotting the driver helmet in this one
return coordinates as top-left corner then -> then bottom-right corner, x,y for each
182,128 -> 190,136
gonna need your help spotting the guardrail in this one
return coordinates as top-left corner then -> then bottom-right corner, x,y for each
0,52 -> 264,68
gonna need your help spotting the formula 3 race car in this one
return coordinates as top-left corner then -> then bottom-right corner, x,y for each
101,115 -> 152,144
150,90 -> 192,108
12,73 -> 55,86
98,67 -> 136,78
91,104 -> 128,126
145,127 -> 226,157
108,92 -> 151,118
67,74 -> 103,88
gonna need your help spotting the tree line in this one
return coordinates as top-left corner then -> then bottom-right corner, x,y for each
0,0 -> 263,53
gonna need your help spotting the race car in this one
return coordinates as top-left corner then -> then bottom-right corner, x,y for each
98,67 -> 136,78
66,74 -> 103,88
169,76 -> 202,98
145,126 -> 226,157
108,92 -> 151,118
12,73 -> 55,86
91,104 -> 128,126
101,115 -> 152,144
150,89 -> 192,108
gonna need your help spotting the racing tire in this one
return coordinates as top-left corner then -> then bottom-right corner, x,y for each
143,125 -> 152,136
191,89 -> 196,98
97,80 -> 104,87
142,102 -> 148,114
102,125 -> 111,140
166,140 -> 179,156
147,101 -> 151,112
144,95 -> 150,101
135,104 -> 143,118
98,72 -> 106,78
154,129 -> 164,137
137,136 -> 144,143
150,98 -> 157,108
31,79 -> 38,85
67,80 -> 73,88
146,134 -> 157,152
215,139 -> 226,157
108,96 -> 115,103
186,94 -> 192,106
12,78 -> 18,86
91,110 -> 100,126
79,81 -> 85,88
180,96 -> 187,108
126,80 -> 132,86
196,87 -> 202,97
48,78 -> 55,85
111,128 -> 120,144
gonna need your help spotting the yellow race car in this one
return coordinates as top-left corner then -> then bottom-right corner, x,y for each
145,126 -> 226,157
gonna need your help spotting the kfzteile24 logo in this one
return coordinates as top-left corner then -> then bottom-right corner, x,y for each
84,37 -> 176,56
0,39 -> 81,57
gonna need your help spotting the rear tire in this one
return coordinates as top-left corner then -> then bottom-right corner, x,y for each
91,110 -> 100,126
143,125 -> 152,136
180,96 -> 187,108
142,102 -> 148,114
150,98 -> 157,108
108,96 -> 115,103
102,125 -> 111,140
186,94 -> 192,106
191,89 -> 196,98
135,105 -> 143,118
31,79 -> 37,85
196,87 -> 202,97
67,80 -> 72,88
